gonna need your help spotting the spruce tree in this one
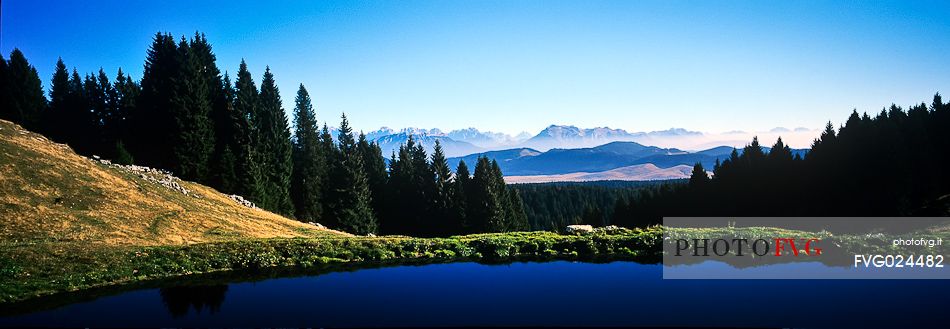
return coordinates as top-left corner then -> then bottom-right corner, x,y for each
112,68 -> 140,160
232,60 -> 264,203
506,188 -> 530,231
318,124 -> 340,225
688,162 -> 709,188
2,49 -> 46,130
255,66 -> 294,215
357,133 -> 388,221
290,84 -> 324,222
85,69 -> 111,155
429,140 -> 454,234
163,37 -> 215,181
452,160 -> 472,233
133,33 -> 179,169
189,32 -> 226,182
489,159 -> 514,231
326,114 -> 378,234
44,58 -> 71,141
98,68 -> 122,156
209,73 -> 239,192
62,69 -> 96,154
471,156 -> 505,232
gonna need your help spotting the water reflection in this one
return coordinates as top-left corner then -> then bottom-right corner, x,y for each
1,261 -> 947,327
159,285 -> 229,317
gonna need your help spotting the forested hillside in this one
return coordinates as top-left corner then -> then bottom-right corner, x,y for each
0,33 -> 527,237
614,95 -> 950,227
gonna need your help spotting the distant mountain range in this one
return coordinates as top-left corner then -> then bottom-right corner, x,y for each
327,124 -> 818,158
322,124 -> 811,182
447,141 -> 808,178
520,125 -> 703,151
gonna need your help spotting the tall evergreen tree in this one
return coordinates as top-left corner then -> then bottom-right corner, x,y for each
384,135 -> 438,235
44,58 -> 71,141
209,73 -> 240,192
429,140 -> 454,234
325,114 -> 378,234
1,49 -> 46,129
189,32 -> 226,182
290,84 -> 324,222
255,66 -> 294,215
506,188 -> 530,231
167,36 -> 215,181
470,156 -> 505,232
452,160 -> 472,233
133,32 -> 179,169
84,69 -> 112,155
688,162 -> 709,188
357,133 -> 388,221
61,69 -> 96,154
232,60 -> 264,203
111,68 -> 140,161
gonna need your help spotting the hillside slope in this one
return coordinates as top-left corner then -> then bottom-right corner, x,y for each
504,164 -> 693,184
0,119 -> 340,246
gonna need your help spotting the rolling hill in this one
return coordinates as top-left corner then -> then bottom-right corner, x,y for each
504,164 -> 694,184
0,119 -> 340,246
448,141 -> 809,178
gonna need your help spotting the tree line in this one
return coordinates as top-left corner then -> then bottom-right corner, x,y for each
511,181 -> 671,231
0,32 -> 527,237
612,94 -> 950,227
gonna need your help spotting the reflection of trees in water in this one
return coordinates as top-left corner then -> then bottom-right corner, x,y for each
159,285 -> 229,317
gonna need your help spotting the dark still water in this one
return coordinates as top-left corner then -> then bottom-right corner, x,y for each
1,261 -> 948,327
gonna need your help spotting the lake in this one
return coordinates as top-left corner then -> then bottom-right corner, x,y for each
1,260 -> 947,327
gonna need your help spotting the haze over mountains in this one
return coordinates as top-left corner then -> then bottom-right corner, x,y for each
446,141 -> 808,179
332,124 -> 821,158
320,124 -> 819,183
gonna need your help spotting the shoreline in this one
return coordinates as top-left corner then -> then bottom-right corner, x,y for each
0,228 -> 662,306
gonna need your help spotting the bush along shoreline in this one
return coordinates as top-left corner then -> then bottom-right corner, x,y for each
0,227 -> 663,305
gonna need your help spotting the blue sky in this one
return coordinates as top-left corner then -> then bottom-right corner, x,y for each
3,0 -> 949,135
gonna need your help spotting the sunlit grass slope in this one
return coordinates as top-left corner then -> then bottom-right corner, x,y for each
0,119 -> 340,246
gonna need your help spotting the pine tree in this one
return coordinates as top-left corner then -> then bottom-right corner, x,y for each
767,137 -> 793,162
111,68 -> 140,160
209,73 -> 239,192
132,32 -> 179,169
490,159 -> 514,232
319,124 -> 338,166
470,157 -> 505,232
232,60 -> 264,203
429,140 -> 453,234
318,124 -> 340,225
62,69 -> 96,154
255,66 -> 294,215
326,114 -> 377,234
85,69 -> 112,155
506,188 -> 529,231
452,160 -> 472,233
44,58 -> 71,141
688,162 -> 709,188
189,32 -> 226,182
290,84 -> 324,222
357,133 -> 388,221
166,36 -> 216,182
1,49 -> 46,130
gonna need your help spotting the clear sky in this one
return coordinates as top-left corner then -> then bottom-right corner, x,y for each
3,0 -> 949,135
